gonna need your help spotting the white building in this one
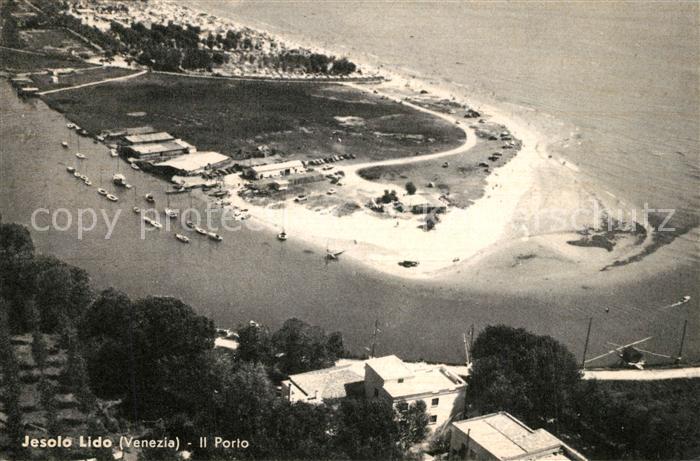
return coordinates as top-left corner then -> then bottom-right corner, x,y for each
448,412 -> 588,461
243,160 -> 304,180
364,355 -> 466,431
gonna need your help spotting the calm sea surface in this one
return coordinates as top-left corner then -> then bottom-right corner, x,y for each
1,1 -> 698,363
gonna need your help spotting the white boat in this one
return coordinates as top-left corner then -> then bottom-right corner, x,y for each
185,220 -> 194,229
73,171 -> 81,178
145,193 -> 155,203
151,220 -> 163,229
109,149 -> 118,157
164,208 -> 178,218
113,174 -> 127,187
175,234 -> 190,243
97,188 -> 108,196
75,153 -> 86,159
125,184 -> 133,189
61,141 -> 69,148
194,226 -> 207,236
66,123 -> 75,129
83,179 -> 92,186
133,206 -> 141,214
106,194 -> 119,202
207,232 -> 223,242
130,163 -> 140,171
96,135 -> 105,142
66,166 -> 75,173
277,231 -> 288,241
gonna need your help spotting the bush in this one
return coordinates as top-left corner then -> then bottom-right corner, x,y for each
405,182 -> 417,195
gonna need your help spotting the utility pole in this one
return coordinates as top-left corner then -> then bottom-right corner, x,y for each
677,319 -> 688,363
462,332 -> 470,365
581,317 -> 593,369
369,319 -> 380,358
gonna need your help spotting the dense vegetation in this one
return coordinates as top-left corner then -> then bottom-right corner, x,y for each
0,220 -> 428,460
466,325 -> 700,460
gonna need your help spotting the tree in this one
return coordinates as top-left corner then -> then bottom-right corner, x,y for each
235,321 -> 274,365
31,312 -> 48,371
405,182 -> 417,195
272,318 -> 342,374
395,400 -> 429,452
0,315 -> 24,455
0,222 -> 35,333
466,325 -> 581,430
336,398 -> 401,460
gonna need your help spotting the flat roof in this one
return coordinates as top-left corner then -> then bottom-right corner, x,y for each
124,132 -> 175,144
249,160 -> 304,173
451,412 -> 585,461
365,355 -> 414,381
287,364 -> 364,400
383,366 -> 464,398
155,152 -> 229,171
129,141 -> 187,155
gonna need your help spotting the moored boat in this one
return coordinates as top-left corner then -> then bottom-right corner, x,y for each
277,231 -> 287,241
145,193 -> 155,203
106,194 -> 119,202
66,166 -> 75,173
194,226 -> 207,236
131,163 -> 140,171
133,206 -> 141,214
164,208 -> 178,218
75,153 -> 86,159
97,188 -> 108,196
61,141 -> 69,148
113,173 -> 127,187
175,234 -> 190,243
83,179 -> 92,186
207,232 -> 223,242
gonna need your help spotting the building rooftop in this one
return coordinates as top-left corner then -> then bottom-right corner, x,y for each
365,355 -> 414,381
129,141 -> 188,155
249,160 -> 304,173
124,132 -> 175,144
287,364 -> 364,401
155,151 -> 229,171
382,366 -> 465,399
451,412 -> 587,461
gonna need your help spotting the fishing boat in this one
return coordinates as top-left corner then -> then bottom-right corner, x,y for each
277,231 -> 288,241
83,179 -> 92,186
150,220 -> 162,229
175,234 -> 190,243
164,208 -> 178,219
61,141 -> 69,148
145,193 -> 155,203
106,194 -> 119,202
194,226 -> 207,236
75,153 -> 87,159
66,166 -> 75,173
73,171 -> 81,178
130,163 -> 140,171
113,173 -> 127,187
207,232 -> 223,242
97,188 -> 108,196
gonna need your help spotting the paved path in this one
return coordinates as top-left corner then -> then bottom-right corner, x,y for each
583,367 -> 700,381
38,70 -> 147,95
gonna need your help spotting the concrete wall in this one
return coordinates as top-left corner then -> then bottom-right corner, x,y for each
449,428 -> 496,461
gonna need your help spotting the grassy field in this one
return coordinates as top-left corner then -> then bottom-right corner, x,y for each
0,47 -> 91,73
42,73 -> 465,162
29,66 -> 137,91
358,134 -> 515,208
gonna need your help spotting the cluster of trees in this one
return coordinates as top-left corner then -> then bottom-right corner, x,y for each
1,0 -> 22,48
0,220 -> 427,460
466,325 -> 700,460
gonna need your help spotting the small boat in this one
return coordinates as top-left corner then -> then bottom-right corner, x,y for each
130,163 -> 140,171
61,141 -> 69,148
151,220 -> 162,229
277,231 -> 288,241
66,123 -> 75,129
185,220 -> 194,228
75,153 -> 87,159
78,129 -> 88,136
97,188 -> 108,196
175,234 -> 190,243
207,232 -> 223,242
66,166 -> 75,173
142,216 -> 152,225
106,194 -> 119,202
194,226 -> 207,236
83,179 -> 92,186
133,206 -> 141,214
113,174 -> 127,187
109,149 -> 118,158
398,260 -> 419,268
145,193 -> 155,203
125,184 -> 133,189
96,135 -> 105,142
164,208 -> 178,218
73,171 -> 81,178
